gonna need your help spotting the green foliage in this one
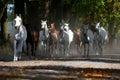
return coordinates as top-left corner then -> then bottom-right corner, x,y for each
72,0 -> 105,16
8,0 -> 13,4
72,0 -> 120,35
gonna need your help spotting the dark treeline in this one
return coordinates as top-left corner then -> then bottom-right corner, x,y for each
0,0 -> 120,46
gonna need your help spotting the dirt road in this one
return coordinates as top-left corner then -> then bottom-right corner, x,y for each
0,59 -> 120,80
0,43 -> 120,80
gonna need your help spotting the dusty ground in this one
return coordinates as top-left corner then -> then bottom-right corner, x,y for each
0,24 -> 120,79
0,59 -> 120,80
0,45 -> 120,80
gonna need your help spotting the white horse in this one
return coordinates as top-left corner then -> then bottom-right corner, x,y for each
93,22 -> 108,55
13,15 -> 27,61
59,23 -> 74,55
39,20 -> 49,53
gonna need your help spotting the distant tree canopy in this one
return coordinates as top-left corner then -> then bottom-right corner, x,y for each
71,0 -> 120,41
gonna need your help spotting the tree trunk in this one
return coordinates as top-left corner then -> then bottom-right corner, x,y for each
0,0 -> 8,20
26,1 -> 42,27
14,0 -> 25,19
1,7 -> 8,41
49,0 -> 63,27
45,0 -> 50,20
108,21 -> 116,48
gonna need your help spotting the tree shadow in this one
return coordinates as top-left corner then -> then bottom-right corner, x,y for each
0,65 -> 120,80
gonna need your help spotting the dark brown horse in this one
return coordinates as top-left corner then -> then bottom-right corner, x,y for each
25,24 -> 39,56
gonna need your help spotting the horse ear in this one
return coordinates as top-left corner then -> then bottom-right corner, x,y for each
19,14 -> 22,17
65,23 -> 69,26
41,20 -> 43,23
67,23 -> 69,26
45,20 -> 47,23
15,14 -> 18,17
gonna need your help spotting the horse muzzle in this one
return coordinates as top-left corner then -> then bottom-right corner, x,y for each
14,26 -> 18,30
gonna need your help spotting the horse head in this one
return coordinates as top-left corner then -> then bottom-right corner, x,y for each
95,22 -> 100,28
49,22 -> 56,33
41,20 -> 47,29
14,14 -> 22,30
63,23 -> 69,31
50,22 -> 55,28
82,23 -> 90,43
60,23 -> 64,30
83,23 -> 89,35
13,14 -> 27,61
41,20 -> 49,39
94,22 -> 101,32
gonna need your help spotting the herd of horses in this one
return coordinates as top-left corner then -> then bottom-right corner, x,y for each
12,15 -> 108,61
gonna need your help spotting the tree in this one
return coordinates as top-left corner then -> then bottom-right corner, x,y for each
0,0 -> 9,20
72,0 -> 120,46
0,0 -> 10,42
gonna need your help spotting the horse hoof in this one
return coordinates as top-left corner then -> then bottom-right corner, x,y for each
66,53 -> 69,57
18,57 -> 21,61
96,53 -> 99,55
13,58 -> 18,61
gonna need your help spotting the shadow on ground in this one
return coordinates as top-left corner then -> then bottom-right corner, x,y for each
0,65 -> 120,80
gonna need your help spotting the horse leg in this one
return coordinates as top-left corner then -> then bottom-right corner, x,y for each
94,40 -> 99,55
80,41 -> 83,54
34,41 -> 38,56
54,43 -> 56,54
93,39 -> 97,54
31,42 -> 34,56
33,42 -> 37,56
22,41 -> 26,55
48,45 -> 51,56
84,44 -> 87,57
55,42 -> 58,54
66,44 -> 69,56
87,43 -> 89,57
63,41 -> 68,56
33,42 -> 35,56
77,41 -> 81,54
52,44 -> 54,54
76,43 -> 80,53
26,42 -> 29,55
64,43 -> 66,54
18,40 -> 24,60
13,40 -> 18,61
59,43 -> 61,55
99,42 -> 103,55
67,42 -> 71,55
43,43 -> 46,54
59,42 -> 62,54
51,45 -> 54,57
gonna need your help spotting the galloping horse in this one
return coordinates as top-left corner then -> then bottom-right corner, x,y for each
92,22 -> 108,55
58,23 -> 65,54
81,23 -> 91,57
13,14 -> 27,61
39,20 -> 49,53
59,23 -> 74,55
25,24 -> 39,56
